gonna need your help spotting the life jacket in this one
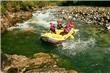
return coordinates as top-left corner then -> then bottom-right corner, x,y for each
63,23 -> 70,33
64,21 -> 74,33
66,22 -> 71,28
64,18 -> 75,33
50,23 -> 55,30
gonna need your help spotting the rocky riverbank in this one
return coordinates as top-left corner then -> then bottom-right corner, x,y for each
0,11 -> 32,33
55,6 -> 110,32
1,6 -> 110,33
1,52 -> 78,73
0,6 -> 54,33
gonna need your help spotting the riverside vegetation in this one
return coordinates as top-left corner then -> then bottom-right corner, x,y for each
1,1 -> 110,73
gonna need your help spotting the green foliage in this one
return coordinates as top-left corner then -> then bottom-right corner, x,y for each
1,1 -> 110,15
1,1 -> 58,14
1,1 -> 7,14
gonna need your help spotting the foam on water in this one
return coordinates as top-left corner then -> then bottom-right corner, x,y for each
57,37 -> 96,57
7,9 -> 56,31
32,9 -> 57,28
7,21 -> 32,31
7,8 -> 97,58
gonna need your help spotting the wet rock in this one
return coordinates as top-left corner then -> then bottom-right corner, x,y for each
7,68 -> 18,73
11,54 -> 29,68
1,11 -> 32,33
29,52 -> 56,68
1,53 -> 12,73
68,70 -> 78,73
25,68 -> 67,73
106,23 -> 110,32
1,52 -> 78,73
9,52 -> 56,69
25,68 -> 78,73
1,54 -> 17,72
23,28 -> 34,33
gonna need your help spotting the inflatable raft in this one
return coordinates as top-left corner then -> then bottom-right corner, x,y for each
41,28 -> 75,44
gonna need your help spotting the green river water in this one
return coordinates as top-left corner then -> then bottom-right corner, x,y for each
1,8 -> 110,73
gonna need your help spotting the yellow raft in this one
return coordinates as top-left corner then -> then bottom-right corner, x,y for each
41,28 -> 75,44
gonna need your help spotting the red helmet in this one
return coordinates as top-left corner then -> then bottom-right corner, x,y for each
50,22 -> 54,26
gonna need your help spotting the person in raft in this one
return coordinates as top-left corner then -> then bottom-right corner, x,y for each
50,22 -> 56,34
57,18 -> 63,29
60,17 -> 76,35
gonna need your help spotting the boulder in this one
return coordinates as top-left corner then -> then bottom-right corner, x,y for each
1,52 -> 78,73
1,11 -> 32,33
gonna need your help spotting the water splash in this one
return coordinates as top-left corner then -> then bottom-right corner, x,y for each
7,9 -> 56,31
7,8 -> 96,58
7,21 -> 33,31
31,9 -> 57,28
57,37 -> 96,57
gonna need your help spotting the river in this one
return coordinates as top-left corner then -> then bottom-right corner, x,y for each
1,7 -> 110,73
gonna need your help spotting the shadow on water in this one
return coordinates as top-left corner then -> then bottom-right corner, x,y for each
40,39 -> 57,50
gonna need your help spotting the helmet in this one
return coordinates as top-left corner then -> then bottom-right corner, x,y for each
73,18 -> 76,21
70,17 -> 76,22
50,22 -> 54,26
57,18 -> 62,24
